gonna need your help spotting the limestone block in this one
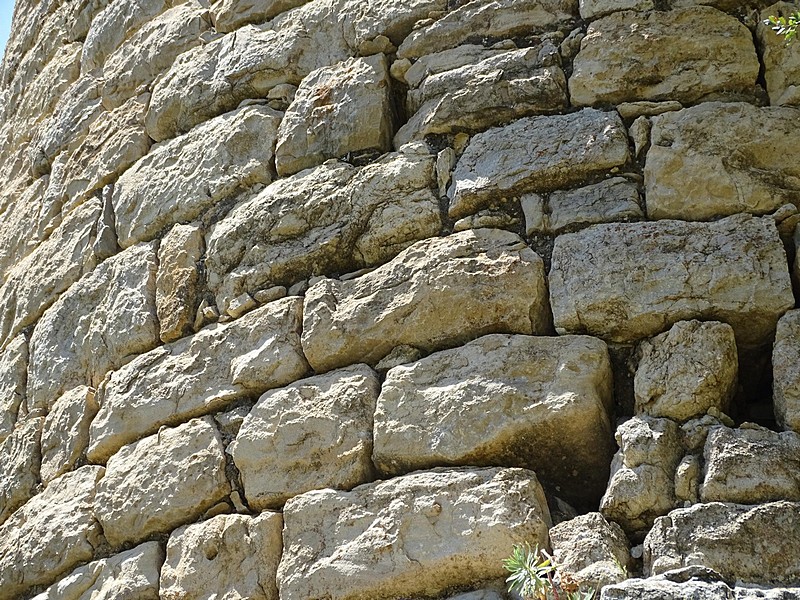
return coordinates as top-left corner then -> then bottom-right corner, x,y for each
401,44 -> 506,89
674,454 -> 700,505
115,105 -> 282,248
0,416 -> 43,526
88,298 -> 309,462
774,310 -> 800,432
275,54 -> 394,177
160,512 -> 283,600
569,7 -> 759,106
758,3 -> 800,106
40,387 -> 99,485
397,0 -> 578,59
27,242 -> 158,412
700,425 -> 800,503
211,0 -> 310,32
579,0 -> 653,20
0,199 -> 104,349
550,513 -> 631,590
157,223 -> 204,343
634,320 -> 737,422
374,334 -> 613,507
233,364 -> 378,509
549,214 -> 794,347
277,467 -> 552,600
448,109 -> 629,219
0,335 -> 27,443
601,417 -> 683,537
522,177 -> 643,235
301,229 -> 551,372
601,576 -> 740,600
0,177 -> 49,284
32,542 -> 163,600
102,2 -> 211,110
645,502 -> 800,584
205,146 -> 441,314
95,417 -> 231,548
0,466 -> 105,599
645,103 -> 800,220
395,44 -> 567,147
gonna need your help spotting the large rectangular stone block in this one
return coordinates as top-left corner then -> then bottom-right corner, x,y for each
774,309 -> 800,433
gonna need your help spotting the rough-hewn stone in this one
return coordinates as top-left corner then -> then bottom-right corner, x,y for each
232,364 -> 379,510
569,7 -> 759,106
0,177 -> 49,284
40,387 -> 98,485
301,229 -> 551,372
114,105 -> 282,248
645,103 -> 800,220
88,298 -> 309,462
0,335 -> 27,444
278,467 -> 552,600
156,223 -> 204,343
758,2 -> 800,107
773,310 -> 800,433
205,146 -> 441,314
448,109 -> 629,219
210,0 -> 310,32
0,416 -> 43,526
549,214 -> 794,347
95,417 -> 231,548
160,512 -> 283,600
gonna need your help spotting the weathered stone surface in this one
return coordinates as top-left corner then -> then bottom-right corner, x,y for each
758,3 -> 800,106
278,467 -> 552,600
27,242 -> 159,413
101,2 -> 210,110
397,0 -> 578,59
32,541 -> 163,600
601,416 -> 683,537
774,310 -> 800,432
674,454 -> 701,505
157,223 -> 204,343
395,44 -> 567,147
114,105 -> 282,248
88,298 -> 309,462
645,103 -> 800,220
160,512 -> 283,600
448,109 -> 629,219
569,8 -> 759,106
205,145 -> 441,314
40,387 -> 99,485
301,229 -> 551,372
634,320 -> 737,422
0,466 -> 105,599
233,364 -> 379,510
210,0 -> 310,32
700,425 -> 800,503
374,334 -> 613,506
0,176 -> 49,284
0,416 -> 43,526
95,417 -> 231,548
601,574 -> 736,600
645,502 -> 800,584
0,335 -> 27,444
549,214 -> 794,347
522,177 -> 643,235
550,512 -> 631,590
579,0 -> 653,20
275,54 -> 394,177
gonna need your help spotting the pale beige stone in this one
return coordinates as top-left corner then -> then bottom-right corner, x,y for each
0,466 -> 105,599
645,102 -> 800,220
232,364 -> 379,509
114,105 -> 282,248
278,467 -> 552,600
569,8 -> 759,106
374,334 -> 613,507
645,501 -> 800,584
301,229 -> 551,372
160,512 -> 283,600
448,109 -> 630,219
0,416 -> 43,526
95,417 -> 231,548
579,0 -> 653,20
40,387 -> 99,485
211,0 -> 310,32
700,425 -> 800,503
32,542 -> 163,600
616,100 -> 683,121
27,242 -> 158,413
602,575 -> 743,600
549,214 -> 794,347
275,54 -> 394,177
758,2 -> 800,106
774,309 -> 800,432
402,44 -> 505,89
635,321 -> 737,422
88,298 -> 309,462
0,335 -> 27,444
205,146 -> 441,315
157,223 -> 204,343
674,454 -> 701,505
0,177 -> 50,284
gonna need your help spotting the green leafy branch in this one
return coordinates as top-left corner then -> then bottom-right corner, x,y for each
503,544 -> 594,600
765,12 -> 800,43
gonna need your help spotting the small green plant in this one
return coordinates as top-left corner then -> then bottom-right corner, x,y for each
503,544 -> 595,600
765,11 -> 800,43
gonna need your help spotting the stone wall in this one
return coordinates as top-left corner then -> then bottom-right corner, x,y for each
1,0 -> 800,598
